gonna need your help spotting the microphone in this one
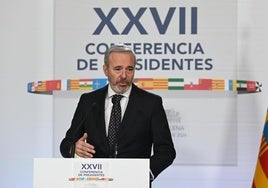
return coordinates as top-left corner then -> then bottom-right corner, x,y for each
113,122 -> 121,158
109,123 -> 120,158
114,144 -> 118,158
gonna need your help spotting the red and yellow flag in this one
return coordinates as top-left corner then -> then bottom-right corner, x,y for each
252,108 -> 268,188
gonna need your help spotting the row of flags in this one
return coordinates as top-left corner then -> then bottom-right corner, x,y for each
27,78 -> 262,94
68,177 -> 113,182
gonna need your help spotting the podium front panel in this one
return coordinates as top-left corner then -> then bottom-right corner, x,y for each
34,158 -> 149,188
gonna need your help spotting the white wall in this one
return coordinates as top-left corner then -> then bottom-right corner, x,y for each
0,0 -> 53,187
0,0 -> 268,188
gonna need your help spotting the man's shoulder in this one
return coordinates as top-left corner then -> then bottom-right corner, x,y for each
80,85 -> 107,98
132,84 -> 161,99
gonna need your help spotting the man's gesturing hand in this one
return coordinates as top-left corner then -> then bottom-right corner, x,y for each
75,133 -> 96,158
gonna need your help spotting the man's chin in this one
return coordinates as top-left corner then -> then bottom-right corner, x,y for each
113,85 -> 130,94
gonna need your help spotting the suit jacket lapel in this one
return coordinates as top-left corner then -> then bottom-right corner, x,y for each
92,86 -> 110,151
119,84 -> 139,139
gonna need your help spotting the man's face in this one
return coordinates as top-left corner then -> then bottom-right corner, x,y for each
103,51 -> 135,94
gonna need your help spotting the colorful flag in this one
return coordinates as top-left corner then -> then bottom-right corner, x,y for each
61,79 -> 68,91
27,82 -> 35,92
236,80 -> 248,92
227,80 -> 236,91
184,78 -> 212,90
46,80 -> 61,91
168,78 -> 184,90
252,108 -> 268,188
247,81 -> 257,92
93,78 -> 107,90
78,79 -> 93,90
67,79 -> 79,90
35,81 -> 46,92
134,78 -> 154,90
153,78 -> 168,90
256,82 -> 262,92
212,79 -> 225,90
184,78 -> 199,90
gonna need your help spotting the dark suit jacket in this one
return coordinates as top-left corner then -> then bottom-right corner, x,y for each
60,84 -> 176,179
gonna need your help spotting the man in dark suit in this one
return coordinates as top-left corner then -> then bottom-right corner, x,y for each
60,44 -> 176,181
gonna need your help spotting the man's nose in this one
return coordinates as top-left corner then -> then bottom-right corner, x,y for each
121,70 -> 127,78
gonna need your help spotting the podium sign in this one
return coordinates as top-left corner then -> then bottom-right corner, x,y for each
34,158 -> 149,188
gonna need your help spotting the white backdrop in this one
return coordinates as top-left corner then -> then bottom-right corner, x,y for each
53,0 -> 238,166
0,0 -> 268,188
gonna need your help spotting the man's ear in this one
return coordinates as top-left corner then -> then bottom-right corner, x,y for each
103,64 -> 108,76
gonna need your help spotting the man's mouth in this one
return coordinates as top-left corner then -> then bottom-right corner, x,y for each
119,82 -> 128,86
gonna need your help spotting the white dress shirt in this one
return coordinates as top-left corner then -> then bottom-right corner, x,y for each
104,84 -> 132,135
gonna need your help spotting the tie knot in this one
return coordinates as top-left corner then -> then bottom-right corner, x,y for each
112,94 -> 123,104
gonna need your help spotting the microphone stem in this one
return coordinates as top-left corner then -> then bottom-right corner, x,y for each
114,144 -> 118,158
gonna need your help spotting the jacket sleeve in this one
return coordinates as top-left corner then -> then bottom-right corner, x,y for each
149,96 -> 176,179
60,94 -> 87,158
60,138 -> 75,158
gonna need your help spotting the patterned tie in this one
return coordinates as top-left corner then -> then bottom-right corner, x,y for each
108,94 -> 123,150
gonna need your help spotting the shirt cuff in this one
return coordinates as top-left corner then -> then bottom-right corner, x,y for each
74,153 -> 82,158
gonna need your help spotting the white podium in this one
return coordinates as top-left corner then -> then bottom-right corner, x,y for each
33,158 -> 149,188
